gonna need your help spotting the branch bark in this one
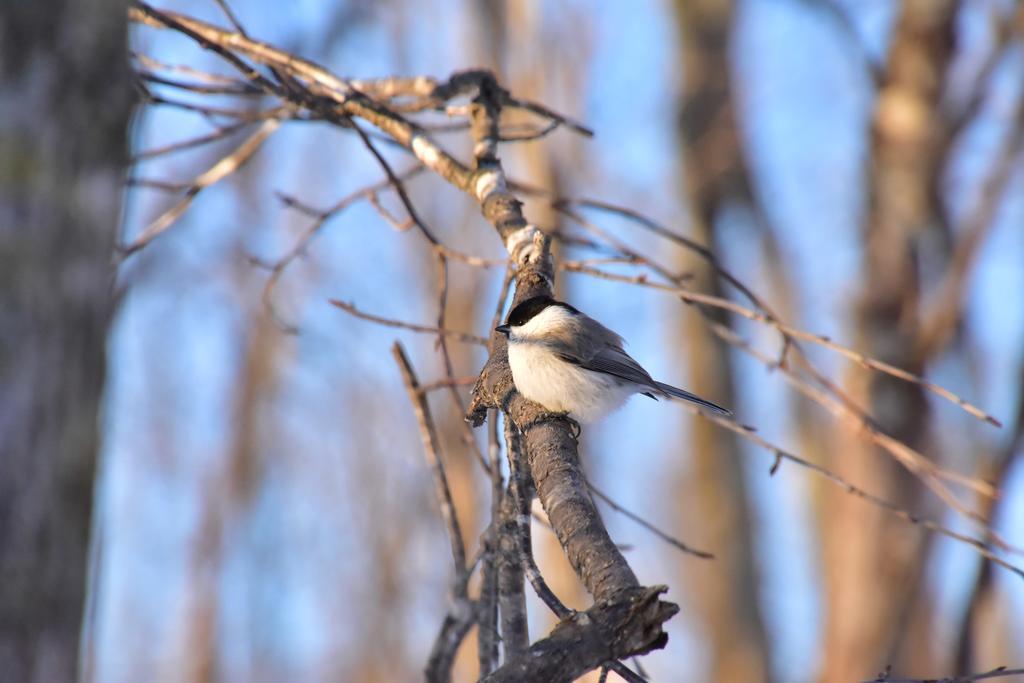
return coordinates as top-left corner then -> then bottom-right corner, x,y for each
482,586 -> 677,683
459,73 -> 674,673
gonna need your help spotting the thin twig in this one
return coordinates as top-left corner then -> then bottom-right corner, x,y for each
608,661 -> 647,683
554,203 -> 1003,429
143,93 -> 284,120
330,300 -> 487,346
559,247 -> 1021,562
211,0 -> 248,36
138,71 -> 262,95
699,407 -> 1024,580
561,260 -> 1002,430
555,212 -> 1007,537
131,119 -> 255,162
132,2 -> 281,95
867,665 -> 1024,683
392,342 -> 466,573
506,96 -> 594,137
260,164 -> 426,330
558,216 -> 1008,538
588,481 -> 714,560
416,377 -> 479,393
394,340 -> 477,681
132,52 -> 248,86
121,117 -> 282,256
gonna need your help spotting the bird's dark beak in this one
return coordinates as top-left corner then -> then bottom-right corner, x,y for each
495,324 -> 510,337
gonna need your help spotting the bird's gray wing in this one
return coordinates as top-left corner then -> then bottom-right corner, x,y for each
556,343 -> 659,390
556,342 -> 733,416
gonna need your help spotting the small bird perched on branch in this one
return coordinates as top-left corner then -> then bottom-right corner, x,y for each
496,295 -> 731,422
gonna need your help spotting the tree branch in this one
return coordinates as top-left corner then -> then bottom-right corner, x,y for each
482,586 -> 678,683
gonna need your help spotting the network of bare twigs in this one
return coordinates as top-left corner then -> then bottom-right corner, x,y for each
126,2 -> 1020,679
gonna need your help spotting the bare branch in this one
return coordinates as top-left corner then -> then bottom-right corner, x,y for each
121,117 -> 281,255
392,342 -> 466,573
561,260 -> 1002,432
552,201 -> 1003,430
553,210 -> 1015,550
867,665 -> 1024,683
393,342 -> 477,682
210,0 -> 248,37
416,377 -> 480,394
257,164 -> 425,331
482,586 -> 677,683
701,385 -> 1024,579
331,300 -> 488,346
588,481 -> 714,560
138,71 -> 262,96
424,602 -> 476,683
131,52 -> 253,87
131,119 -> 255,162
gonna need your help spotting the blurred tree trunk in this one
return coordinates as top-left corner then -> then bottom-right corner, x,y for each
956,361 -> 1024,672
671,2 -> 771,682
819,2 -> 958,681
0,1 -> 131,681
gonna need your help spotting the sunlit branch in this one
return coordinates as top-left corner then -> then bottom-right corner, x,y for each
131,119 -> 256,161
139,71 -> 262,96
120,117 -> 282,256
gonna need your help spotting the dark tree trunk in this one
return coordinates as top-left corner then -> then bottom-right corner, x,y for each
0,2 -> 132,680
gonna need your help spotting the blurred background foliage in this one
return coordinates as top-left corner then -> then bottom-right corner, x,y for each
2,1 -> 1023,682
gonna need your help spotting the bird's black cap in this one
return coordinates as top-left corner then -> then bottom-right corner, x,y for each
497,296 -> 579,335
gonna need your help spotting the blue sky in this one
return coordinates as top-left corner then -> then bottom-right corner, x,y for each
94,1 -> 1024,681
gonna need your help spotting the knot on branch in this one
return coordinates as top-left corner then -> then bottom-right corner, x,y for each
483,586 -> 678,683
504,223 -> 548,268
441,68 -> 503,99
546,586 -> 678,659
600,585 -> 678,654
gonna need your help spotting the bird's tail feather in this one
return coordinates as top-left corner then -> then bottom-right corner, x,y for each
654,381 -> 732,416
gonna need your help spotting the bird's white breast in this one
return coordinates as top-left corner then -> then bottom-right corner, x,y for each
507,342 -> 634,422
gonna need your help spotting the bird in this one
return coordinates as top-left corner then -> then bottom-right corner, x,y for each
495,295 -> 732,423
